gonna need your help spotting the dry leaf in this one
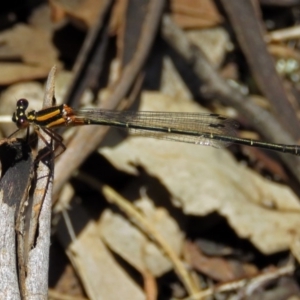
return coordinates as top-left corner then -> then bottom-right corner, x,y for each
0,24 -> 59,84
0,24 -> 59,68
0,63 -> 53,85
58,205 -> 145,300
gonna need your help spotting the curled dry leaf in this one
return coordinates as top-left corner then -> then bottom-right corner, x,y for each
99,92 -> 300,255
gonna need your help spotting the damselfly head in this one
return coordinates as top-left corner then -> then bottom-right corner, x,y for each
12,98 -> 30,129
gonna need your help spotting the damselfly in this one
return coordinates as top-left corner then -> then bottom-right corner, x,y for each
11,98 -> 300,156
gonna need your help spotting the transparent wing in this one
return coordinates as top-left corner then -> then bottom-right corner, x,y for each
74,110 -> 239,148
